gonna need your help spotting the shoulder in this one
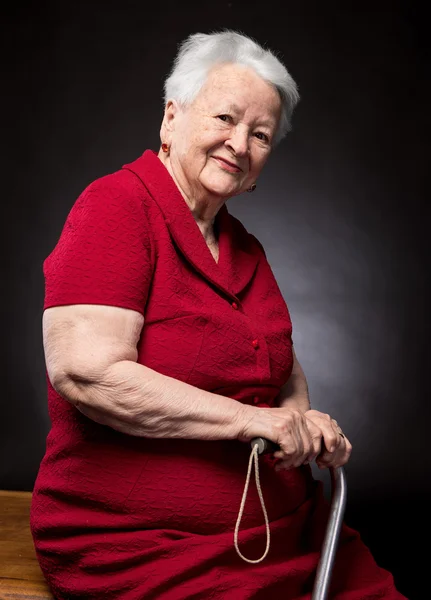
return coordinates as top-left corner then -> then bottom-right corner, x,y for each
50,166 -> 157,263
65,167 -> 155,237
74,168 -> 149,211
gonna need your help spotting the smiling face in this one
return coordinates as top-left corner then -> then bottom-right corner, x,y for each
159,63 -> 282,206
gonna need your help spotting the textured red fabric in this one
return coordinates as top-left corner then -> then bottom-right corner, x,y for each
30,150 -> 406,599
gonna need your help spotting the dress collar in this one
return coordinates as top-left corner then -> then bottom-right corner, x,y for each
123,150 -> 261,299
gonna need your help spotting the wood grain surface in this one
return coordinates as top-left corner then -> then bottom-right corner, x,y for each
0,491 -> 53,599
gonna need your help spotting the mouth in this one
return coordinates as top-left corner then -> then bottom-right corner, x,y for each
212,156 -> 242,173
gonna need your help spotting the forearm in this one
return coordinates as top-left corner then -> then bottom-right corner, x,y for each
275,351 -> 311,413
57,359 -> 253,440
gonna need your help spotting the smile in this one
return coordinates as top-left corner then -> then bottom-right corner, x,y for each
212,156 -> 242,173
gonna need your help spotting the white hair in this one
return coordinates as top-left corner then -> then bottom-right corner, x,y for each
163,30 -> 300,145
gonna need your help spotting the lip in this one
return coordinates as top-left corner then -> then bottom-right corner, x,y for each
212,156 -> 242,173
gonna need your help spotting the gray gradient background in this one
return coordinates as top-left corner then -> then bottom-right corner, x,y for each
2,2 -> 428,597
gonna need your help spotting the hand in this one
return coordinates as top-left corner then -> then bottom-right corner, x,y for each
237,406 -> 323,470
304,409 -> 352,469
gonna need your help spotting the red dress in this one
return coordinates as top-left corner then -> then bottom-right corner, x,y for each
30,150 -> 406,599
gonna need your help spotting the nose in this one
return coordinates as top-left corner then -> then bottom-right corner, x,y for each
226,125 -> 250,157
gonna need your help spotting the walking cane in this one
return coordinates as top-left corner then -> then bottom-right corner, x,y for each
250,438 -> 347,600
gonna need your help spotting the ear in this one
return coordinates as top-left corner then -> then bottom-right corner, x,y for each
160,99 -> 180,147
163,99 -> 179,133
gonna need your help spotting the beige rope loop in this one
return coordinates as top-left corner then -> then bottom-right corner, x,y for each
234,443 -> 271,563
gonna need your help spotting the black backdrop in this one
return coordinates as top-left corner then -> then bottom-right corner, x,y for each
2,2 -> 429,598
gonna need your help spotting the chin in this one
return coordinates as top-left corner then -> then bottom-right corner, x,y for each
208,186 -> 239,198
201,178 -> 242,198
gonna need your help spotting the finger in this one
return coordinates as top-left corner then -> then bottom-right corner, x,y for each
304,413 -> 349,467
272,433 -> 301,464
320,418 -> 342,454
293,416 -> 313,467
273,411 -> 305,467
273,427 -> 300,460
317,438 -> 343,468
304,421 -> 322,463
337,436 -> 353,467
317,435 -> 353,468
275,429 -> 311,470
286,416 -> 305,467
327,420 -> 349,463
305,412 -> 342,454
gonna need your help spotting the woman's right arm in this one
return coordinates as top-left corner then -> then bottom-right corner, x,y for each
43,303 -> 257,441
45,303 -> 351,469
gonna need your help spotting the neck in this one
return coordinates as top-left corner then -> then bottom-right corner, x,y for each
157,150 -> 224,240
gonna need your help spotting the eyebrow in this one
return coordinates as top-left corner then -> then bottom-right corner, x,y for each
224,102 -> 275,129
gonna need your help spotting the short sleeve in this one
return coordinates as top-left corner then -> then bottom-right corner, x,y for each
43,175 -> 154,315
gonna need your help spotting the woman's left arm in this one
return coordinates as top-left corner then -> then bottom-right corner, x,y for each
275,347 -> 311,413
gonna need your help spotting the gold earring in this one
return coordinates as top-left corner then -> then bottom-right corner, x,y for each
161,143 -> 169,153
247,183 -> 257,193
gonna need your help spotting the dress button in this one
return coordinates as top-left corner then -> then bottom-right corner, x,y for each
253,396 -> 259,404
252,339 -> 259,349
232,302 -> 238,310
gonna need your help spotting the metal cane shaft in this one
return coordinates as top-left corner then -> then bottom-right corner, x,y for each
311,466 -> 347,600
250,437 -> 347,599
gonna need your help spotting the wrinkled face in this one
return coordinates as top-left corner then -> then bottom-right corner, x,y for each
160,63 -> 282,200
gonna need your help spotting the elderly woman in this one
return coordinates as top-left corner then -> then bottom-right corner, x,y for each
31,30 -> 405,599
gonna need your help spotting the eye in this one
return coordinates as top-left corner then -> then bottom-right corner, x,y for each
217,114 -> 232,122
254,132 -> 270,142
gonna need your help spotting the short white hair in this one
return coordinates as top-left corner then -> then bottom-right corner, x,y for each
163,30 -> 300,145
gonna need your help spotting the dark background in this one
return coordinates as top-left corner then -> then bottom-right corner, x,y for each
2,1 -> 429,597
